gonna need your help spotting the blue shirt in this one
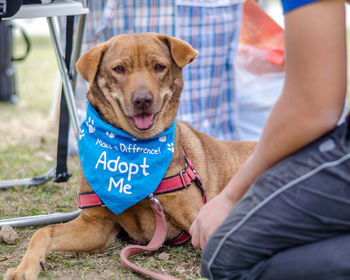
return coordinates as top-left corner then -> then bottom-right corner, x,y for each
282,0 -> 319,13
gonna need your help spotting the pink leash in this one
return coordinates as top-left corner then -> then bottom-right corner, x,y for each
120,194 -> 181,280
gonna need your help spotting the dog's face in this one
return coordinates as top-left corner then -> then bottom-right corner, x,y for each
76,33 -> 198,139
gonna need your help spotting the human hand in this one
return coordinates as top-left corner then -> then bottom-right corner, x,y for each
189,191 -> 236,249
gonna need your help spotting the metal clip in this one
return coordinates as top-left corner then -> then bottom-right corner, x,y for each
148,193 -> 163,211
179,170 -> 189,188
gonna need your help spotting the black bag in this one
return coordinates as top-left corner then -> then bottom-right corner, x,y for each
0,0 -> 46,103
0,21 -> 16,102
0,21 -> 30,103
0,0 -> 23,103
0,0 -> 23,20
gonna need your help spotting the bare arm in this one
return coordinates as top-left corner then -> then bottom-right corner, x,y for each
190,0 -> 347,248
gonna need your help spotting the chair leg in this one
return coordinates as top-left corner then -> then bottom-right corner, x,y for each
0,210 -> 81,228
0,166 -> 56,190
47,16 -> 80,136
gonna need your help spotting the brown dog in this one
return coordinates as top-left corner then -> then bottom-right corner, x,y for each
5,33 -> 256,280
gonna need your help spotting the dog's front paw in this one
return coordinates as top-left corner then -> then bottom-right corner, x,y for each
4,266 -> 39,280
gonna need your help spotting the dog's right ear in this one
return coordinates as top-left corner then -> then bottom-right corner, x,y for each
76,42 -> 110,86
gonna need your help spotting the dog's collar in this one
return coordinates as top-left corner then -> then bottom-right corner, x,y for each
76,148 -> 205,245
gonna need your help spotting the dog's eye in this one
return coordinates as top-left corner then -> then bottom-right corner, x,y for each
154,64 -> 166,72
113,65 -> 125,74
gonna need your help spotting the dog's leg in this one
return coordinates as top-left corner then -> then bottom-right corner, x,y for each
161,191 -> 203,233
4,211 -> 119,280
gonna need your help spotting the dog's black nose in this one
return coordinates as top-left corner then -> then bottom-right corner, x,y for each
132,91 -> 154,111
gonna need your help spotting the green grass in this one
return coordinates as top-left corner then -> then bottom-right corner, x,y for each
14,35 -> 58,114
0,36 -> 201,279
0,36 -> 59,181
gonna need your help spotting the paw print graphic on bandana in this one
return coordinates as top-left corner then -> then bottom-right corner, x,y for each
106,131 -> 115,138
159,136 -> 167,142
86,117 -> 95,134
79,128 -> 85,140
167,142 -> 174,153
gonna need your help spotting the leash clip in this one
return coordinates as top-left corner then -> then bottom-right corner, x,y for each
148,193 -> 163,211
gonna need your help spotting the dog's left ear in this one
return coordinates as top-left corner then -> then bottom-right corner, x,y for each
76,41 -> 110,86
156,34 -> 198,68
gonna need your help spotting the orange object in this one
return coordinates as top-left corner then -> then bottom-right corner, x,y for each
240,0 -> 284,66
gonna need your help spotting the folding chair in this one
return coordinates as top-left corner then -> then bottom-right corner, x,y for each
0,0 -> 88,227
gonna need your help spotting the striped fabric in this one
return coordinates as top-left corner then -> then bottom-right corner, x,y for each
74,0 -> 244,141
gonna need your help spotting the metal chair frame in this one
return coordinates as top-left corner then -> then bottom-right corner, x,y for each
0,0 -> 89,227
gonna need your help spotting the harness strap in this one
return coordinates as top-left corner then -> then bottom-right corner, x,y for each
168,231 -> 191,246
154,165 -> 205,204
120,195 -> 180,280
76,192 -> 103,209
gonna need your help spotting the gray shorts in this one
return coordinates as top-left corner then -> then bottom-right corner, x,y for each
202,118 -> 350,280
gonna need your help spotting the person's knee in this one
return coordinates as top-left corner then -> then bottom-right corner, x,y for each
201,235 -> 218,279
201,245 -> 211,278
201,234 -> 234,279
200,234 -> 246,280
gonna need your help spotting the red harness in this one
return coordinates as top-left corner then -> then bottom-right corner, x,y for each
76,149 -> 205,245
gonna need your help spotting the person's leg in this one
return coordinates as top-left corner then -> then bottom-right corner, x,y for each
258,233 -> 350,280
201,119 -> 350,280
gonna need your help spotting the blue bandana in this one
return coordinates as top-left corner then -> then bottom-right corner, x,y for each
78,103 -> 176,214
